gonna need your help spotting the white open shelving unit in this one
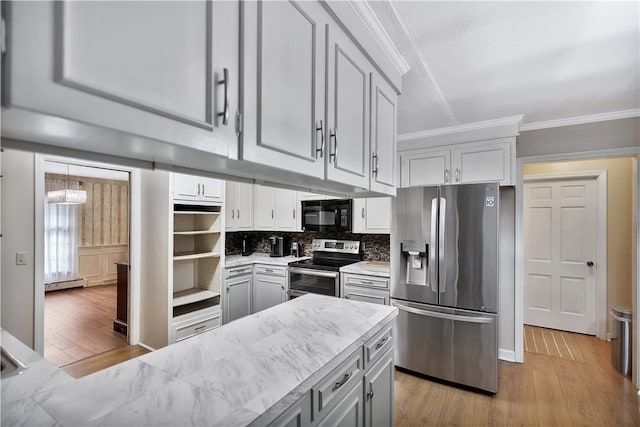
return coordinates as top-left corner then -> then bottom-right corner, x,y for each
140,172 -> 226,349
171,204 -> 223,341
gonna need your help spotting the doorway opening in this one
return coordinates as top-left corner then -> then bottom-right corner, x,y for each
41,160 -> 131,367
522,156 -> 634,341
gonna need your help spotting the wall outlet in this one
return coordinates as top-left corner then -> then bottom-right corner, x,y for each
15,252 -> 27,265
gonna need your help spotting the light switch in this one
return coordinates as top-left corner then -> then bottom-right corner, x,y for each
16,252 -> 27,265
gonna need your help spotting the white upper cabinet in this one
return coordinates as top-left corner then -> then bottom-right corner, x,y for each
241,1 -> 400,195
254,186 -> 276,230
399,148 -> 451,187
352,198 -> 391,234
241,1 -> 327,179
450,141 -> 513,185
369,75 -> 398,196
275,189 -> 298,231
325,26 -> 371,189
173,173 -> 224,204
399,139 -> 515,187
254,185 -> 297,231
3,1 -> 239,159
225,181 -> 254,232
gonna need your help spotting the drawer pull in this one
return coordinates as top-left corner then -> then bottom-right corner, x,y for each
375,336 -> 388,350
333,371 -> 352,391
194,325 -> 207,333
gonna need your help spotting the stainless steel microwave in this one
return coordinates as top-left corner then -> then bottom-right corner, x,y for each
301,199 -> 352,232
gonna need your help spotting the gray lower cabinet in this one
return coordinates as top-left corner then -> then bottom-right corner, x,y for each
343,285 -> 389,306
316,382 -> 363,427
223,274 -> 252,324
254,274 -> 286,312
364,349 -> 394,427
271,392 -> 312,427
341,272 -> 390,306
224,263 -> 288,323
273,328 -> 394,427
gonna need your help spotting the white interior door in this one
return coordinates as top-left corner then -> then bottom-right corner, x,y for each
524,178 -> 597,334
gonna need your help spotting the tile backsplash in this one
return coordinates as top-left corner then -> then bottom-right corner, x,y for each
226,231 -> 390,262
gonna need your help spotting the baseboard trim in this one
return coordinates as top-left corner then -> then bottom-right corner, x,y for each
499,348 -> 517,362
137,342 -> 156,352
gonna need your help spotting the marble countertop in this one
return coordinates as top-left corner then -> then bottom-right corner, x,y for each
340,260 -> 390,277
1,330 -> 74,425
2,294 -> 397,426
225,253 -> 310,268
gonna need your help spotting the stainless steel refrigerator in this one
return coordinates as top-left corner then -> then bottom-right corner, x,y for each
391,182 -> 513,393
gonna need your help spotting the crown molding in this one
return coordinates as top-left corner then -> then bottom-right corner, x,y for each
348,0 -> 410,75
520,109 -> 640,132
397,115 -> 523,150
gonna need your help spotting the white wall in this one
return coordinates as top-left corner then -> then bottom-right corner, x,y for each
1,149 -> 36,347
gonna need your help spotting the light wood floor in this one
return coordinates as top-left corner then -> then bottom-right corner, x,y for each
45,284 -> 127,366
61,345 -> 150,378
394,331 -> 640,426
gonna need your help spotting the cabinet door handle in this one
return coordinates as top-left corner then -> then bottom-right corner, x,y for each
237,209 -> 240,219
455,168 -> 460,182
316,120 -> 324,158
444,169 -> 449,183
362,207 -> 365,219
333,371 -> 352,391
366,383 -> 374,400
218,68 -> 229,125
375,336 -> 388,350
202,184 -> 205,195
372,152 -> 379,177
329,129 -> 337,162
272,209 -> 274,219
293,209 -> 296,219
231,209 -> 235,219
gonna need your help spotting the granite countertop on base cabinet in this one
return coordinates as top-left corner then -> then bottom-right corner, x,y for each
1,294 -> 397,426
340,260 -> 390,277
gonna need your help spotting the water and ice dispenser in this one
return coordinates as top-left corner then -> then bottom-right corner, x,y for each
400,240 -> 428,286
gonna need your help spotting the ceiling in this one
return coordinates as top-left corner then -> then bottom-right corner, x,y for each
369,1 -> 640,136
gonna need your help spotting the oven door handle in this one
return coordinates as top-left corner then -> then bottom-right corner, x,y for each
287,290 -> 308,298
288,267 -> 339,278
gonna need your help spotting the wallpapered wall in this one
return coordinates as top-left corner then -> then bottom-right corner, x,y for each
46,173 -> 129,247
226,231 -> 390,261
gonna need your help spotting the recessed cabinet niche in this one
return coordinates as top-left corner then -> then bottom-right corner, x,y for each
140,171 -> 224,349
172,205 -> 222,307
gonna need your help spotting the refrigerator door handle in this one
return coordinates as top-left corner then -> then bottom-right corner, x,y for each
430,198 -> 438,293
393,301 -> 493,324
438,197 -> 446,293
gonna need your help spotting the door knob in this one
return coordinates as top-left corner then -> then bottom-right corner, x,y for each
587,261 -> 594,267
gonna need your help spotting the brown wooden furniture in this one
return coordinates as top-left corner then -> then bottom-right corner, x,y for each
114,262 -> 128,335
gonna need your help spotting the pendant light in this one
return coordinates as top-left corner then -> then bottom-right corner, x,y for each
46,164 -> 87,205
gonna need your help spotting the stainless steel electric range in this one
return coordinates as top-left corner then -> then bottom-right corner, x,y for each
287,239 -> 361,299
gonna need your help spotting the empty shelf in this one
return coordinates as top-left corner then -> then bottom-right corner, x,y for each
173,251 -> 221,261
173,230 -> 220,235
173,288 -> 221,307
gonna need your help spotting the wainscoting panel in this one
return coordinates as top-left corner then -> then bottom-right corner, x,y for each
79,245 -> 128,286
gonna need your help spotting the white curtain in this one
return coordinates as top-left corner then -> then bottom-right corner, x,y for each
44,203 -> 80,284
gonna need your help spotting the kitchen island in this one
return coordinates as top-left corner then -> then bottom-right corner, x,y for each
2,294 -> 397,426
